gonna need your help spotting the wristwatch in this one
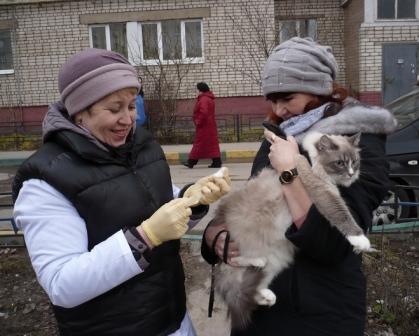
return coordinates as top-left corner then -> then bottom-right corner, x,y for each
279,168 -> 298,184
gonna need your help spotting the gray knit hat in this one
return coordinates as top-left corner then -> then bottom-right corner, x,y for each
58,48 -> 140,116
262,37 -> 338,97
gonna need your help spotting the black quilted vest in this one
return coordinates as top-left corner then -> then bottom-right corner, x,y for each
13,129 -> 186,336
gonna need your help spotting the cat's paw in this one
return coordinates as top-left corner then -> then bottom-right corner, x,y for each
230,256 -> 267,268
250,257 -> 267,268
347,234 -> 371,253
255,289 -> 276,306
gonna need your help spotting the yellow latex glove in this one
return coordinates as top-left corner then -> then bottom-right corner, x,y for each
140,198 -> 192,246
184,167 -> 231,206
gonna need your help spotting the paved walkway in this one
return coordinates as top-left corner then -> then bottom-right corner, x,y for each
0,142 -> 261,166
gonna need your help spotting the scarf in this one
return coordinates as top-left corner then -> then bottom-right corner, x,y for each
279,103 -> 330,137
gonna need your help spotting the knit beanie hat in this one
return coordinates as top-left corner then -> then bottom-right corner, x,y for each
58,48 -> 141,116
262,37 -> 338,97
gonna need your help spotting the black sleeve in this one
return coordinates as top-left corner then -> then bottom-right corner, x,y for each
251,139 -> 272,177
178,183 -> 210,220
285,206 -> 352,265
286,133 -> 390,265
200,219 -> 221,265
123,227 -> 152,270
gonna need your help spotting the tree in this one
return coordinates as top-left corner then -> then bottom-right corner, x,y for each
227,1 -> 302,87
129,20 -> 201,142
227,2 -> 278,86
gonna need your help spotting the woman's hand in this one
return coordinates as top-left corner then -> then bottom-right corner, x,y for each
205,224 -> 241,266
266,130 -> 300,173
184,167 -> 231,206
139,198 -> 192,247
266,130 -> 312,228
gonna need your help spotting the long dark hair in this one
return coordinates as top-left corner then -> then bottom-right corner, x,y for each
266,82 -> 349,124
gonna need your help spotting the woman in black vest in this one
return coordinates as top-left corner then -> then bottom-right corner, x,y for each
13,48 -> 230,336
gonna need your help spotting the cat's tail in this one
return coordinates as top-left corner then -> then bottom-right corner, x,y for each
220,267 -> 264,330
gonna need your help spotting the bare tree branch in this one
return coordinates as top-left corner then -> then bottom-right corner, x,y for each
129,21 -> 201,141
227,2 -> 277,86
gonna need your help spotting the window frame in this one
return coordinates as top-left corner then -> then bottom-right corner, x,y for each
89,23 -> 128,57
89,24 -> 111,51
375,0 -> 418,21
138,21 -> 161,62
0,28 -> 14,75
136,19 -> 204,65
182,19 -> 204,61
278,18 -> 317,43
89,19 -> 205,66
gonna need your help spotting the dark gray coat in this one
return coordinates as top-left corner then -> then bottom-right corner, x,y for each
202,101 -> 395,336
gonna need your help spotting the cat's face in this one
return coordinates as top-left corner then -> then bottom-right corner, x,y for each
315,134 -> 361,187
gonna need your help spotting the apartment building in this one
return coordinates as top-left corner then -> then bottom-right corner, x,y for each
0,0 -> 418,126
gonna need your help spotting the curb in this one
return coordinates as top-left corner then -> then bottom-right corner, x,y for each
166,149 -> 257,164
0,149 -> 258,167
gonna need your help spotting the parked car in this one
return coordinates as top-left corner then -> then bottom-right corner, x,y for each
372,87 -> 419,226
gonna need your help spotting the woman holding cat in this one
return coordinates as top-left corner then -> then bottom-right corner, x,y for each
12,48 -> 231,336
202,37 -> 396,335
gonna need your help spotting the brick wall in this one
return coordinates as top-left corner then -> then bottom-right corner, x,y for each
359,24 -> 419,94
9,0 -> 406,123
358,91 -> 382,106
0,0 -> 274,115
274,0 -> 346,86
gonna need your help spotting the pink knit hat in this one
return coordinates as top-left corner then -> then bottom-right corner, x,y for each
58,48 -> 140,116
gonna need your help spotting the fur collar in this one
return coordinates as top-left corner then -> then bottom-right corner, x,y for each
295,99 -> 397,143
43,101 -> 109,151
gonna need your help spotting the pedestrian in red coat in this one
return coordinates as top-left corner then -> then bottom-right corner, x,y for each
183,82 -> 222,168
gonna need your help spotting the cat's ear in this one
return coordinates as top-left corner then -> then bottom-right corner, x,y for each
349,132 -> 361,146
316,135 -> 337,152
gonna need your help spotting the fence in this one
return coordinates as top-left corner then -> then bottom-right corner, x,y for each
152,113 -> 267,143
0,113 -> 267,150
370,183 -> 419,234
0,191 -> 21,247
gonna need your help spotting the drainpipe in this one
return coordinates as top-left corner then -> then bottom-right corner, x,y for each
12,9 -> 24,130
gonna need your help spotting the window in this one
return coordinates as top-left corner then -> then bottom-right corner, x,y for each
0,29 -> 13,74
377,0 -> 416,19
139,19 -> 203,63
89,19 -> 203,64
278,19 -> 317,43
141,23 -> 159,60
185,21 -> 202,58
162,20 -> 181,60
89,23 -> 128,58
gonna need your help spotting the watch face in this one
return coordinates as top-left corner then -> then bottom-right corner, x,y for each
281,171 -> 293,183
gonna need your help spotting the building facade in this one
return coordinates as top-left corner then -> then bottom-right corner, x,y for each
0,0 -> 418,126
344,0 -> 419,105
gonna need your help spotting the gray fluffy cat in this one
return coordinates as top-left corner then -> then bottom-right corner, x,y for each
213,132 -> 371,330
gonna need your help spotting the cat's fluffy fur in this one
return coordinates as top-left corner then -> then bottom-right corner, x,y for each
214,132 -> 371,330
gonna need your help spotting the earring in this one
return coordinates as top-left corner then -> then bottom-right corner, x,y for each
77,119 -> 82,125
